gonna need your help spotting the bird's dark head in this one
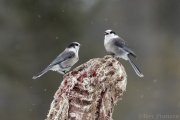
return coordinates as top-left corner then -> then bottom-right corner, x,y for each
67,42 -> 80,48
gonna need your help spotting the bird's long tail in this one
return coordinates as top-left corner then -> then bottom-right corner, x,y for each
127,56 -> 144,77
32,66 -> 50,79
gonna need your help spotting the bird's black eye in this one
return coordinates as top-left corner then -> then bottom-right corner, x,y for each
110,31 -> 116,34
105,32 -> 109,35
75,43 -> 78,46
67,43 -> 76,48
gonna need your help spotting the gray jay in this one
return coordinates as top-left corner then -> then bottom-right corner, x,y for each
32,42 -> 80,79
104,29 -> 144,77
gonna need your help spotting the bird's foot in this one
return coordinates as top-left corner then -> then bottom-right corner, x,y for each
107,52 -> 116,57
63,70 -> 67,74
114,56 -> 122,61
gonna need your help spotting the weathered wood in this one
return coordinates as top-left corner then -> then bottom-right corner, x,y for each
46,55 -> 127,120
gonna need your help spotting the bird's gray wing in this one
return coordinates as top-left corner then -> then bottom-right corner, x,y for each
113,38 -> 136,58
32,51 -> 75,79
49,51 -> 75,67
113,37 -> 126,47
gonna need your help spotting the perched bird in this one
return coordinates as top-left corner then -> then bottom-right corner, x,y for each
104,29 -> 144,77
32,42 -> 80,79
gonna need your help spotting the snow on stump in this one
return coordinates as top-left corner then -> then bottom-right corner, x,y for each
46,55 -> 127,120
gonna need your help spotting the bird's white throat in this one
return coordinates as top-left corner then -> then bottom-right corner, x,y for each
67,47 -> 79,56
104,34 -> 119,44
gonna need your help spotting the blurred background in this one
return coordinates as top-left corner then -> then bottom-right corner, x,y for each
0,0 -> 180,120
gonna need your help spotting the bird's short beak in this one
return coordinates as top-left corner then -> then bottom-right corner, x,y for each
104,32 -> 107,35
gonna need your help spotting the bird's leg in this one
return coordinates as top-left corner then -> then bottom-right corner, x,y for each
63,71 -> 67,74
107,52 -> 120,60
114,56 -> 121,60
107,52 -> 115,57
57,70 -> 66,75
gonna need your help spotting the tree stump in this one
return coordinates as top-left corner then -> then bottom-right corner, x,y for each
46,55 -> 127,120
